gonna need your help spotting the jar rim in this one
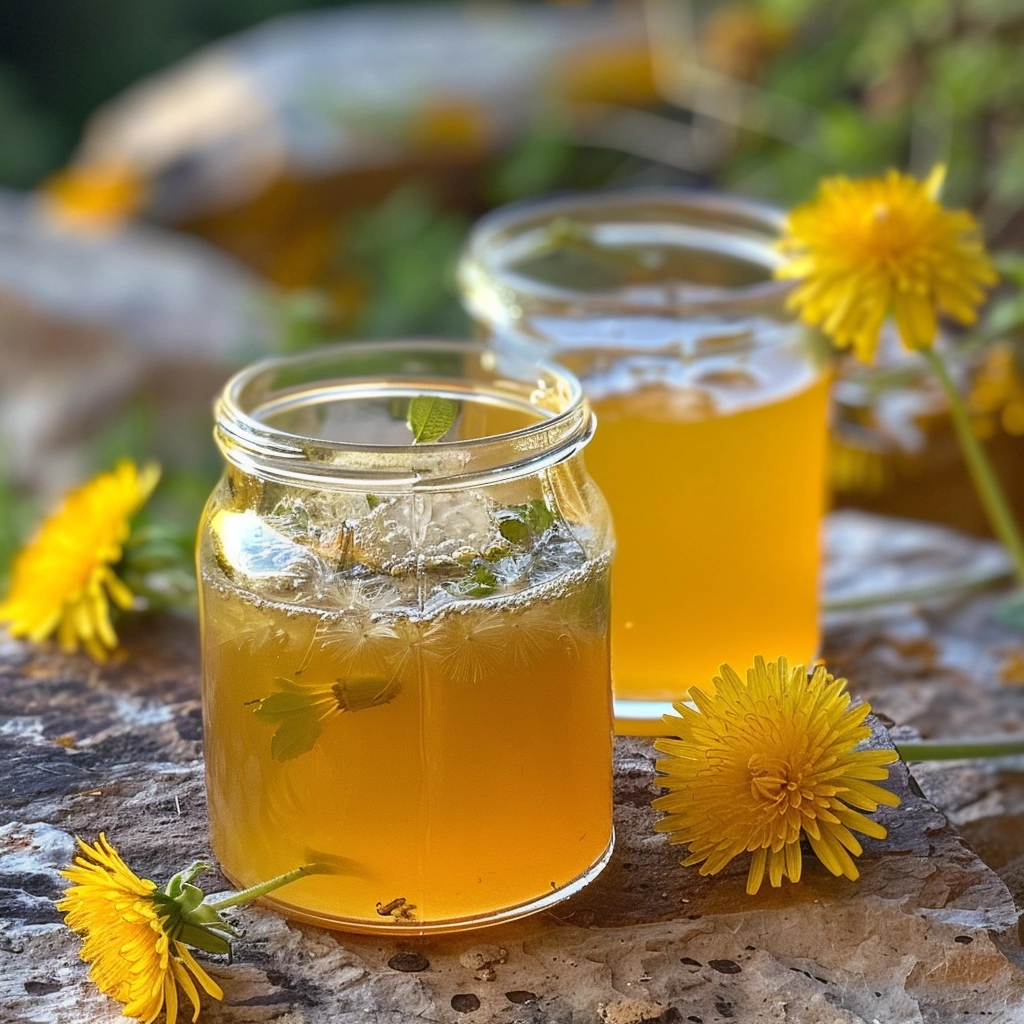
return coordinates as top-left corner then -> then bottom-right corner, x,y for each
213,339 -> 594,491
459,187 -> 791,319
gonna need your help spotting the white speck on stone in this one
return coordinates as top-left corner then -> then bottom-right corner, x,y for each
0,822 -> 75,874
111,694 -> 174,727
0,716 -> 45,741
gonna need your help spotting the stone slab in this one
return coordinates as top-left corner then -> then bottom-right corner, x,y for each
2,513 -> 1024,1023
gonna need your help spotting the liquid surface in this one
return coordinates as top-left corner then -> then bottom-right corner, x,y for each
199,491 -> 613,931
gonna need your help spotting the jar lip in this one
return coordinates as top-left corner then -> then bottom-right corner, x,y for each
460,187 -> 791,314
214,339 -> 594,490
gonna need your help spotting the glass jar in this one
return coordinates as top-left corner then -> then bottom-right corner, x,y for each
198,340 -> 614,934
458,191 -> 831,733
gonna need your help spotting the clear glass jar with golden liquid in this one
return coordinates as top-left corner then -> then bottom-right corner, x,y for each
198,341 -> 615,933
458,192 -> 831,734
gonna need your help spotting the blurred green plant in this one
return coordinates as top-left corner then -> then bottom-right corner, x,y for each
0,64 -> 64,187
0,455 -> 36,592
699,0 -> 1024,238
335,183 -> 471,340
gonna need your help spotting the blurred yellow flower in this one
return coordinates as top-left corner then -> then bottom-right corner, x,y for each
0,460 -> 159,661
58,835 -> 223,1024
653,656 -> 900,895
777,167 -> 996,362
40,161 -> 147,232
969,343 -> 1024,439
829,433 -> 891,495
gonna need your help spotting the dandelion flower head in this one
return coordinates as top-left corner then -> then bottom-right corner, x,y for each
776,167 -> 996,362
0,460 -> 158,661
40,160 -> 147,232
58,834 -> 222,1024
653,656 -> 900,895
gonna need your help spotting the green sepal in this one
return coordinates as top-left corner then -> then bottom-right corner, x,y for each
148,860 -> 316,958
150,864 -> 238,956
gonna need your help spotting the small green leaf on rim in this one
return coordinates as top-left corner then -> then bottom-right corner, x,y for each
407,395 -> 460,444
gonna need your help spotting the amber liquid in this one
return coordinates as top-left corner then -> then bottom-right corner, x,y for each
470,225 -> 831,727
585,365 -> 830,710
199,555 -> 613,932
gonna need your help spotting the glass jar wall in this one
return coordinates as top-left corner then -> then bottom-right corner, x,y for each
198,341 -> 615,933
458,191 -> 831,733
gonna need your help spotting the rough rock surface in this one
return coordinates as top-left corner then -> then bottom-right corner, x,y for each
2,513 -> 1024,1024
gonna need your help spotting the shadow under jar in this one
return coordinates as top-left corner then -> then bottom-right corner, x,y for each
458,191 -> 831,734
198,341 -> 615,934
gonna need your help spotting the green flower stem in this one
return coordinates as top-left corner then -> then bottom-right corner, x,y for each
922,347 -> 1024,583
896,737 -> 1024,761
205,864 -> 317,911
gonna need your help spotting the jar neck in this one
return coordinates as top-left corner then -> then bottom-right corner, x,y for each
459,188 -> 793,335
213,340 -> 594,492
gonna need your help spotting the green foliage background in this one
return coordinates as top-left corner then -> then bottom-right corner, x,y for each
0,0 -> 439,187
5,0 -> 1024,591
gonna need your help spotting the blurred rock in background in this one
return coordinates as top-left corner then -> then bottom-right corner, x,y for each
58,3 -> 654,284
6,0 -> 1024,554
0,189 -> 273,499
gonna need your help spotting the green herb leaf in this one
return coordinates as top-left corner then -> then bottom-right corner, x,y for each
407,395 -> 460,444
252,675 -> 402,761
251,688 -> 322,719
366,494 -> 382,510
446,563 -> 499,597
251,685 -> 327,762
523,499 -> 556,533
269,706 -> 324,762
498,516 -> 530,545
497,499 -> 556,547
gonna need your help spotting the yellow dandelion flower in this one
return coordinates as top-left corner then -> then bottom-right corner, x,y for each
776,166 -> 997,362
0,460 -> 159,661
57,835 -> 223,1024
968,343 -> 1024,439
653,656 -> 900,895
59,835 -> 318,1023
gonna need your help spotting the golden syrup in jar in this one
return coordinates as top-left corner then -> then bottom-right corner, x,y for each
199,343 -> 614,931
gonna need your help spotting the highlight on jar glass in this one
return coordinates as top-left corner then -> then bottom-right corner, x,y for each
458,191 -> 832,735
198,340 -> 615,934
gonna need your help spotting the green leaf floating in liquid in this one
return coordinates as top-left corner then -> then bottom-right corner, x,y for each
251,675 -> 401,762
496,499 -> 557,546
407,395 -> 460,444
446,563 -> 499,598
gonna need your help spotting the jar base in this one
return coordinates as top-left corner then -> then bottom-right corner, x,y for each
227,831 -> 616,936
